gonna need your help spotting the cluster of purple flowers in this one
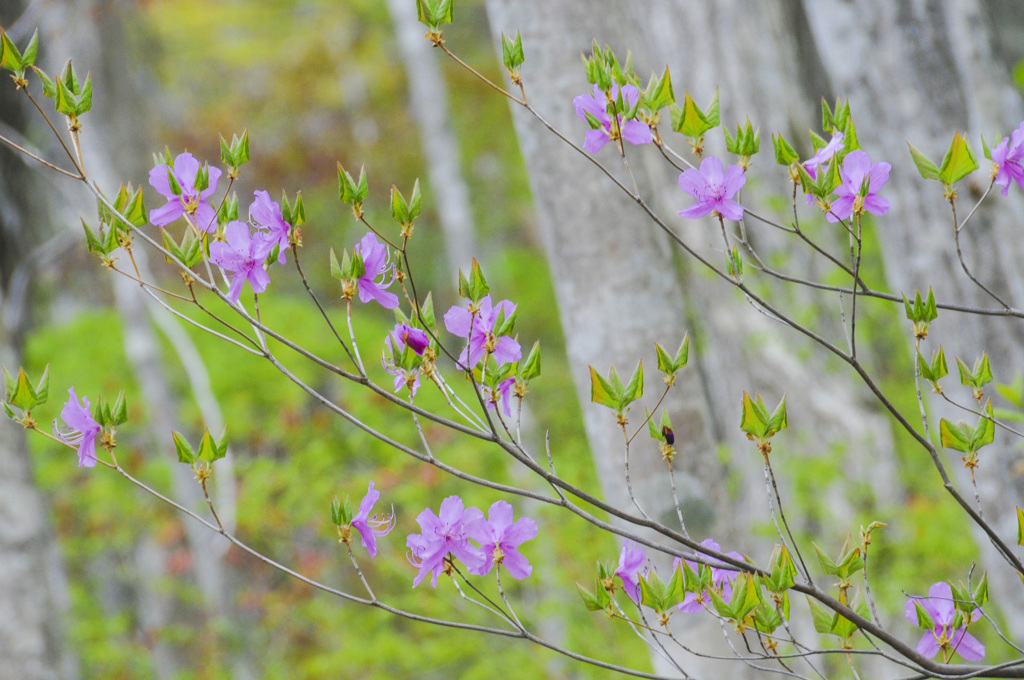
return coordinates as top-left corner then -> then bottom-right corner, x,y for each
382,321 -> 431,397
407,496 -> 537,588
443,295 -> 522,416
148,154 -> 295,305
206,190 -> 292,304
614,539 -> 742,610
573,83 -> 652,154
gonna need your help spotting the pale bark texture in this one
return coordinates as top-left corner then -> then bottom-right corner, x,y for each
803,0 -> 1024,637
0,2 -> 80,678
483,0 -> 1022,676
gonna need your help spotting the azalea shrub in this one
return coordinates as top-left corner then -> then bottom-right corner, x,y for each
3,5 -> 1024,679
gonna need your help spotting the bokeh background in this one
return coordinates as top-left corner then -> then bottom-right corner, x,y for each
2,1 -> 1024,679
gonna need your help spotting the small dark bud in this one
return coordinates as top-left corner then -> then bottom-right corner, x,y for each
661,425 -> 675,445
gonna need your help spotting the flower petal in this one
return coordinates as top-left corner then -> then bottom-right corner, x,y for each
621,120 -> 652,146
952,630 -> 985,660
149,200 -> 183,226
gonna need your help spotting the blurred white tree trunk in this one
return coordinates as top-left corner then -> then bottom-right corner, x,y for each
0,3 -> 81,678
479,0 -> 1024,675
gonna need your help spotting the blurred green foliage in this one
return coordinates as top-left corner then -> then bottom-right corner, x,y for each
23,0 -> 649,678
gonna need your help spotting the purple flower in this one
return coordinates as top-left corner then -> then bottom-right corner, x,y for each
383,323 -> 430,397
443,295 -> 521,369
350,481 -> 395,558
828,150 -> 891,223
905,582 -> 984,661
354,233 -> 399,309
992,120 -> 1024,196
387,323 -> 430,356
573,83 -> 652,154
148,152 -> 222,232
209,220 -> 273,304
677,156 -> 746,221
468,500 -> 537,579
674,538 -> 744,613
803,132 -> 845,180
385,365 -> 421,397
249,190 -> 290,264
406,496 -> 486,587
485,377 -> 516,418
56,388 -> 102,468
616,541 -> 647,604
803,132 -> 844,205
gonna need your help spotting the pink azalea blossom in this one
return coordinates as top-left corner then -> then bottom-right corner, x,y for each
905,582 -> 984,661
616,541 -> 647,604
209,220 -> 274,304
387,323 -> 430,356
573,83 -> 653,154
354,232 -> 399,309
382,323 -> 430,397
992,120 -> 1024,196
406,496 -> 485,587
677,156 -> 746,221
485,377 -> 516,418
468,501 -> 537,579
249,190 -> 290,264
148,152 -> 222,232
803,132 -> 844,205
828,150 -> 891,223
443,295 -> 521,369
674,538 -> 744,613
350,481 -> 395,558
56,388 -> 102,468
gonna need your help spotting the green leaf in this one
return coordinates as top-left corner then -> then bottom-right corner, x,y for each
813,542 -> 839,577
6,367 -> 40,411
76,75 -> 92,116
31,66 -> 56,98
198,427 -> 227,464
520,341 -> 541,381
808,598 -> 834,635
621,359 -> 644,405
390,185 -> 410,224
643,66 -> 674,112
408,179 -> 421,222
676,91 -> 715,138
576,583 -> 605,612
172,431 -> 196,464
110,391 -> 128,426
772,133 -> 800,166
1018,506 -> 1024,546
970,400 -> 995,450
55,76 -> 78,116
467,258 -> 489,302
639,571 -> 668,611
419,292 -> 436,329
907,142 -> 940,180
912,599 -> 935,630
938,131 -> 979,185
765,396 -> 788,437
501,31 -> 525,71
0,28 -> 23,72
974,572 -> 989,607
754,601 -> 783,634
740,391 -> 768,440
939,418 -> 972,453
589,365 -> 622,410
329,248 -> 343,280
